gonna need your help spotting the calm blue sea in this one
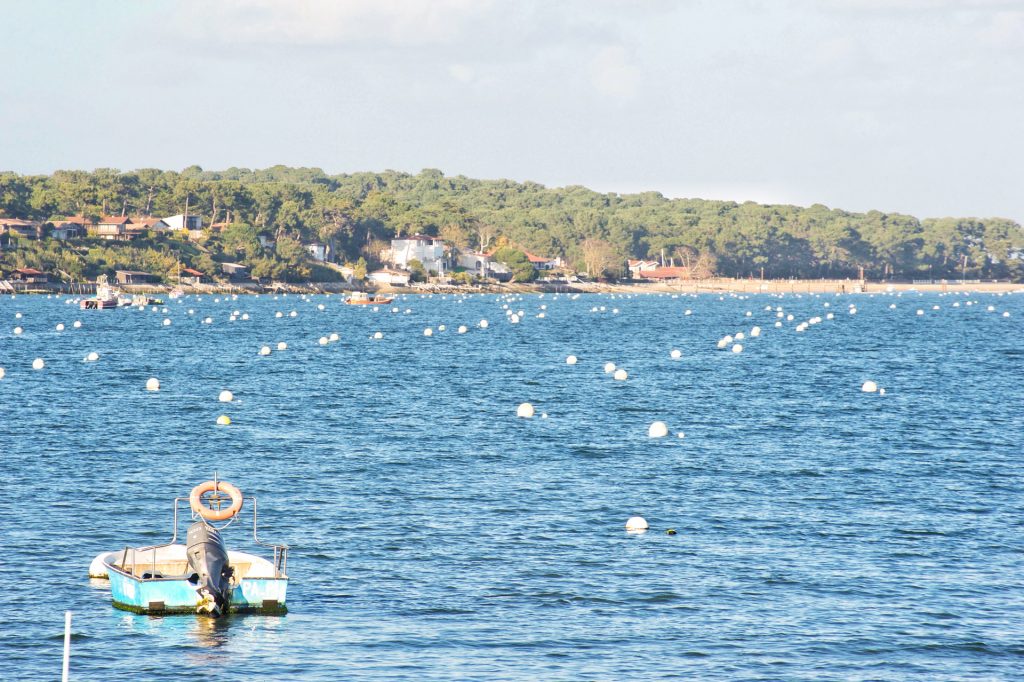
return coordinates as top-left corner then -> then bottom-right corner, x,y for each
0,289 -> 1021,680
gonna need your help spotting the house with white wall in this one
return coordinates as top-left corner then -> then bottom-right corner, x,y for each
390,234 -> 445,273
163,214 -> 203,231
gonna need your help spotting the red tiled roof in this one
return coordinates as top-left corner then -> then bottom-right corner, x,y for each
181,268 -> 204,276
485,245 -> 553,262
15,267 -> 45,275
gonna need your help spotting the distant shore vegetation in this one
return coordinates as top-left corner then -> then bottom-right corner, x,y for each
1,166 -> 1022,283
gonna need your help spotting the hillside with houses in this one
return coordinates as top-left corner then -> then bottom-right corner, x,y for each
1,166 -> 1022,289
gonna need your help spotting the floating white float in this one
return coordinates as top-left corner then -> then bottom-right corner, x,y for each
670,349 -> 682,359
731,344 -> 743,353
277,342 -> 288,350
566,355 -> 578,365
423,328 -> 433,336
613,369 -> 628,380
625,516 -> 649,532
216,415 -> 231,426
648,421 -> 668,438
517,402 -> 535,418
146,377 -> 160,391
603,362 -> 616,373
85,352 -> 99,362
861,380 -> 878,393
259,346 -> 271,356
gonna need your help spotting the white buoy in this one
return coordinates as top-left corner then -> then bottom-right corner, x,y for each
259,346 -> 271,356
73,320 -> 81,328
56,323 -> 65,331
146,377 -> 160,391
750,326 -> 761,337
15,312 -> 22,319
879,388 -> 886,396
861,380 -> 878,393
670,349 -> 682,359
216,415 -> 231,426
916,310 -> 924,316
613,368 -> 628,380
458,325 -> 468,334
218,390 -> 234,403
85,352 -> 99,362
684,309 -> 692,315
734,332 -> 745,340
277,341 -> 288,350
517,402 -> 535,418
566,355 -> 578,365
423,328 -> 433,336
438,325 -> 446,332
0,367 -> 5,380
32,358 -> 44,370
329,333 -> 340,341
373,332 -> 383,340
275,311 -> 283,318
775,321 -> 782,327
731,344 -> 743,353
648,421 -> 669,438
479,319 -> 489,328
510,314 -> 520,323
163,318 -> 171,326
319,336 -> 329,345
625,516 -> 649,532
1003,311 -> 1010,317
13,327 -> 22,335
604,362 -> 616,373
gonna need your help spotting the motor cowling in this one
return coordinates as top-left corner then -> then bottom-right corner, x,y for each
186,521 -> 234,616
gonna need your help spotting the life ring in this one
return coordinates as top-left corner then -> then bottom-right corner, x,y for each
189,480 -> 243,521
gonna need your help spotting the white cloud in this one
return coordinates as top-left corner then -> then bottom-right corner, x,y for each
177,0 -> 492,47
589,46 -> 639,99
448,63 -> 475,83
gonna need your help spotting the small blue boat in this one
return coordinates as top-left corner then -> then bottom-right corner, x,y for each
89,479 -> 289,616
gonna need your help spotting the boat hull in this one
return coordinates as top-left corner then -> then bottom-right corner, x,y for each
107,567 -> 288,615
80,299 -> 118,309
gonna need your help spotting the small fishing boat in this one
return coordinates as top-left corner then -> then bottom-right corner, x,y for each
89,479 -> 289,616
79,276 -> 120,309
345,291 -> 393,305
128,294 -> 165,307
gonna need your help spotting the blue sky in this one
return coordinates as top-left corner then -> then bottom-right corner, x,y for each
1,0 -> 1022,220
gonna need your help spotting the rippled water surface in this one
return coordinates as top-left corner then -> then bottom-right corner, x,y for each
1,289 -> 1022,680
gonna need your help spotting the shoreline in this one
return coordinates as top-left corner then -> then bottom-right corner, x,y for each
3,278 -> 1022,297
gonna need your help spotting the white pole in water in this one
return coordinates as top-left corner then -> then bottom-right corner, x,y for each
62,611 -> 71,682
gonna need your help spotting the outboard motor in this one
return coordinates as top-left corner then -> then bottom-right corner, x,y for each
186,521 -> 234,616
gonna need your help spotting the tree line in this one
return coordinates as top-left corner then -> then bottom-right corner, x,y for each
1,166 -> 1022,282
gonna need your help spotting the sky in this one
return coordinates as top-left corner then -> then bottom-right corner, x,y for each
1,0 -> 1022,221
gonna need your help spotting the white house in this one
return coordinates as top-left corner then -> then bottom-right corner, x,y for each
457,252 -> 512,280
163,214 -> 203,231
306,243 -> 330,262
627,259 -> 659,278
368,268 -> 411,286
391,234 -> 445,273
